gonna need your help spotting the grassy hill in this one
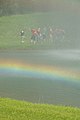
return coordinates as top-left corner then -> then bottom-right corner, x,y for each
0,98 -> 80,120
0,12 -> 80,50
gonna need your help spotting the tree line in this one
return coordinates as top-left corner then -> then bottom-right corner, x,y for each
0,0 -> 53,16
0,0 -> 66,16
0,0 -> 79,16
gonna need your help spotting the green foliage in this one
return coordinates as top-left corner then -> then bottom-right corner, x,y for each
0,98 -> 80,120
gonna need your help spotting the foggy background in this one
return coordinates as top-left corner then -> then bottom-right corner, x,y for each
0,0 -> 80,15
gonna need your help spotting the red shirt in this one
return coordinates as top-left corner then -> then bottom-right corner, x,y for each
31,29 -> 37,35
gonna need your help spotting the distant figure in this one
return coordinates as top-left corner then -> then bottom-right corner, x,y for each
42,27 -> 47,41
55,28 -> 65,40
20,30 -> 25,43
49,27 -> 53,42
37,28 -> 42,41
31,29 -> 37,44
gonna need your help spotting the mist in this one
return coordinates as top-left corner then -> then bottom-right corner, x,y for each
0,0 -> 80,107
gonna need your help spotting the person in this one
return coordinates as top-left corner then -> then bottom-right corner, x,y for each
20,30 -> 25,43
42,27 -> 47,41
36,28 -> 42,42
55,28 -> 65,40
31,29 -> 37,44
49,27 -> 53,42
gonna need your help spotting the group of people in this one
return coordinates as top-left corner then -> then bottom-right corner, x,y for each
20,27 -> 65,44
30,27 -> 46,44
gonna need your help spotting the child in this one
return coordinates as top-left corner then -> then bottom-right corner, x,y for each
20,30 -> 25,43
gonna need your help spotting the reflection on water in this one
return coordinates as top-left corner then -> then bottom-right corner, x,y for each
0,50 -> 80,107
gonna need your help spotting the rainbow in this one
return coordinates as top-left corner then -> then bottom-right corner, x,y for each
0,59 -> 80,81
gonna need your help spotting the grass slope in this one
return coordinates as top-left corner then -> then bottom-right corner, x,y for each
0,98 -> 80,120
0,12 -> 80,50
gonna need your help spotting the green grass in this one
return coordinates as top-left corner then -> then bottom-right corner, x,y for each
0,12 -> 80,50
0,98 -> 80,120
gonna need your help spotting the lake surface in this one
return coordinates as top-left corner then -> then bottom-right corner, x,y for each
0,50 -> 80,107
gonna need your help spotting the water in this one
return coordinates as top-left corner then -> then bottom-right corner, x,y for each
0,50 -> 80,107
